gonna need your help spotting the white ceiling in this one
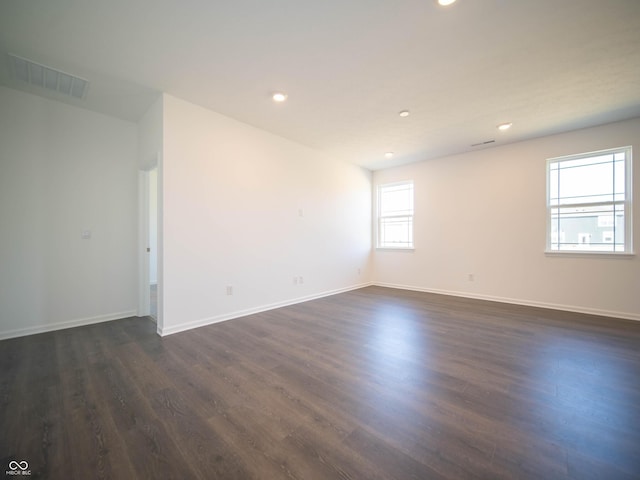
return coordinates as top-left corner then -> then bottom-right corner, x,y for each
1,0 -> 639,170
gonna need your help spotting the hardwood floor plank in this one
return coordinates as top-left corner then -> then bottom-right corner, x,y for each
206,403 -> 302,480
148,387 -> 250,480
142,344 -> 230,419
2,287 -> 639,479
0,337 -> 30,464
224,361 -> 354,441
567,447 -> 639,480
114,342 -> 174,397
278,424 -> 384,480
343,427 -> 449,480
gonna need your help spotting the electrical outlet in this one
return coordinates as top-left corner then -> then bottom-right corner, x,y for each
226,285 -> 233,295
299,276 -> 304,284
293,276 -> 298,285
467,273 -> 475,282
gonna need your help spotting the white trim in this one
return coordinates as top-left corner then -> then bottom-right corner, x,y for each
373,282 -> 640,322
544,251 -> 635,258
547,145 -> 633,163
0,310 -> 138,341
156,152 -> 164,334
158,282 -> 374,336
138,169 -> 151,317
138,160 -> 159,320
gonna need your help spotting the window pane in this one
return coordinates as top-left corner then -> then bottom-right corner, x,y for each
550,204 -> 624,252
556,156 -> 614,205
380,184 -> 413,217
378,181 -> 414,248
380,216 -> 413,248
549,166 -> 559,206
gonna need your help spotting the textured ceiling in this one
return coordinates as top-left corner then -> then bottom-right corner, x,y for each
1,0 -> 639,170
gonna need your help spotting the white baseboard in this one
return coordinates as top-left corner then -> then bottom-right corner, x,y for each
158,282 -> 374,336
0,310 -> 138,341
7,281 -> 634,341
373,282 -> 640,322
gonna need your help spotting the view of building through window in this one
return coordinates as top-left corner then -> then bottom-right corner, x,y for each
548,147 -> 630,253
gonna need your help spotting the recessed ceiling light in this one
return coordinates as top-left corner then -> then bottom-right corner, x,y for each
399,110 -> 410,117
385,152 -> 394,158
497,122 -> 513,131
438,0 -> 457,6
272,92 -> 288,102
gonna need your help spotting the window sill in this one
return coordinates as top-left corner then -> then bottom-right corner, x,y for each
376,247 -> 415,252
544,250 -> 635,258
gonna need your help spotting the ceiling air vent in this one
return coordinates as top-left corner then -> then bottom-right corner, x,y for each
9,54 -> 89,99
471,140 -> 495,147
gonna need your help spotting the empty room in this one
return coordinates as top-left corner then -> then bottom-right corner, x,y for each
1,1 -> 639,479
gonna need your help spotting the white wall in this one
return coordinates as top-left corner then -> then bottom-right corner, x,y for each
161,94 -> 372,335
373,117 -> 640,320
0,86 -> 139,339
138,95 -> 163,170
4,84 -> 634,340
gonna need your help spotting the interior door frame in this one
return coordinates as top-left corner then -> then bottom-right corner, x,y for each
138,157 -> 159,325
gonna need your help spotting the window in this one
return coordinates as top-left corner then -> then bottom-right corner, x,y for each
547,146 -> 632,254
377,181 -> 414,249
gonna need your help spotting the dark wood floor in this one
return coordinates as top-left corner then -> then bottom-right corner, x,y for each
2,286 -> 640,479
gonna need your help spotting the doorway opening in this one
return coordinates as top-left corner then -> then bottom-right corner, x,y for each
139,164 -> 158,322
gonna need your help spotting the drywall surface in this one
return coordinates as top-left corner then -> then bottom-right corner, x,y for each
161,94 -> 372,334
138,94 -> 162,170
373,118 -> 640,320
0,86 -> 138,338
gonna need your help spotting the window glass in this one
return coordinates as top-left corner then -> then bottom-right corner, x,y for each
377,182 -> 414,249
547,147 -> 631,253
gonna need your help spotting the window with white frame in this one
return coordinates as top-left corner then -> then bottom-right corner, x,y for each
547,146 -> 632,253
377,181 -> 414,249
